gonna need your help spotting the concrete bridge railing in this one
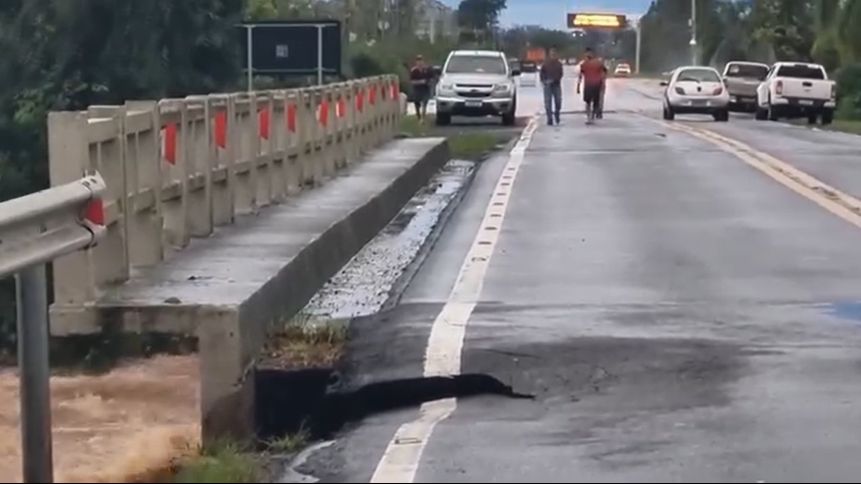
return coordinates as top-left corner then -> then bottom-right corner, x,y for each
48,76 -> 401,331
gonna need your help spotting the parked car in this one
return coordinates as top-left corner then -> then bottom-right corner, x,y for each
722,61 -> 769,112
661,66 -> 730,121
755,62 -> 837,124
435,50 -> 520,126
614,63 -> 632,77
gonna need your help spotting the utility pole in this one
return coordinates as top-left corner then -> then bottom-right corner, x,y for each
690,0 -> 698,65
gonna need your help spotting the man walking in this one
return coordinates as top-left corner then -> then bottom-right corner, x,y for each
409,55 -> 433,121
577,47 -> 605,125
540,48 -> 564,126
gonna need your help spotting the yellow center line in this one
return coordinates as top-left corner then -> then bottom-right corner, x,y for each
652,117 -> 861,230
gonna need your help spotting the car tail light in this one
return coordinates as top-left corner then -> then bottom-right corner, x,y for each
675,86 -> 685,95
775,80 -> 784,96
713,87 -> 723,95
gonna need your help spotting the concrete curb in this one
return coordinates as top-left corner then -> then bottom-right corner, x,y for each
381,131 -> 523,312
205,138 -> 452,441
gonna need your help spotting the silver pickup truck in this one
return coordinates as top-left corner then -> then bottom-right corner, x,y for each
722,61 -> 769,112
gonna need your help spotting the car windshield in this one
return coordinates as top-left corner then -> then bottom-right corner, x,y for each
521,62 -> 537,73
776,64 -> 825,79
725,63 -> 768,80
446,55 -> 507,75
677,68 -> 720,83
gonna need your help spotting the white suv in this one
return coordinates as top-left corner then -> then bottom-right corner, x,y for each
435,50 -> 520,126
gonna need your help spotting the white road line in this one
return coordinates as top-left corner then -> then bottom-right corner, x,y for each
369,118 -> 540,483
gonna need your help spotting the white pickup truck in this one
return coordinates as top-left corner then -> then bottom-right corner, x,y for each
755,62 -> 837,124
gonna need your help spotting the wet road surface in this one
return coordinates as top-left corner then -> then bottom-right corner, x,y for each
301,79 -> 861,483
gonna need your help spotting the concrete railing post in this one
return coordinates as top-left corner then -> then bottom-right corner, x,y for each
48,112 -> 99,310
233,94 -> 256,214
124,101 -> 165,268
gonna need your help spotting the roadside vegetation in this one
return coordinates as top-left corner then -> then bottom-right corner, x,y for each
400,116 -> 506,161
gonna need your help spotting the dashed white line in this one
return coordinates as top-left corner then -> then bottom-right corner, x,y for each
369,118 -> 539,483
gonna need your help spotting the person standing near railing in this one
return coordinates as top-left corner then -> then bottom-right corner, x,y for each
409,55 -> 433,122
540,48 -> 564,126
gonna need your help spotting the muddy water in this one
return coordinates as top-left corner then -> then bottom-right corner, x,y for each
0,355 -> 199,483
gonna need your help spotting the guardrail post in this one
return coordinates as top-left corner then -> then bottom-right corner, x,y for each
16,264 -> 53,484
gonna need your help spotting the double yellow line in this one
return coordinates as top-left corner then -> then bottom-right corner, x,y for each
660,120 -> 861,229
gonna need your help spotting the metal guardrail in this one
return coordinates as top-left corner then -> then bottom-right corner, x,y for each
0,173 -> 107,483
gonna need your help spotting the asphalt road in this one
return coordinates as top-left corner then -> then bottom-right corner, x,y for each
301,78 -> 861,483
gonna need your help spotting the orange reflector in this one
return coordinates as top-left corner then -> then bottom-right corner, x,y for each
163,123 -> 177,165
356,90 -> 365,112
84,198 -> 105,226
319,101 -> 330,127
287,103 -> 297,133
259,108 -> 271,140
214,111 -> 227,149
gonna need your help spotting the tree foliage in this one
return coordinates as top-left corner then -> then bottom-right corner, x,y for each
457,0 -> 506,44
0,0 -> 245,353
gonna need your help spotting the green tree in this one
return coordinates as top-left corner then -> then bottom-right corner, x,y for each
457,0 -> 506,44
0,0 -> 244,353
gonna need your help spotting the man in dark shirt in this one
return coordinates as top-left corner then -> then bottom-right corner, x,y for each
409,55 -> 433,121
540,48 -> 564,126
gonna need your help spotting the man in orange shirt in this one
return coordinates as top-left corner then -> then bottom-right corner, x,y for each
576,48 -> 606,125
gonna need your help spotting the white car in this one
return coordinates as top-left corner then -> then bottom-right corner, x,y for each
661,66 -> 730,121
435,50 -> 519,126
614,63 -> 632,77
755,62 -> 837,125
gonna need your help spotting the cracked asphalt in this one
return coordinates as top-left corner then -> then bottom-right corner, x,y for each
300,78 -> 861,483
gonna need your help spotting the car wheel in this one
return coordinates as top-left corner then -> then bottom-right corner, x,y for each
435,112 -> 451,126
807,113 -> 818,125
715,109 -> 729,122
502,110 -> 516,126
822,109 -> 834,125
768,99 -> 780,121
663,105 -> 675,121
755,105 -> 768,121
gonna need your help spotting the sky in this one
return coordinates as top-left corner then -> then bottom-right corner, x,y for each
441,0 -> 654,29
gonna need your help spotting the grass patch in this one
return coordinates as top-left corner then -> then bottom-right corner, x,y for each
262,316 -> 348,370
174,441 -> 262,484
449,133 -> 502,160
400,115 -> 431,137
399,115 -> 510,160
827,119 -> 861,135
265,427 -> 311,455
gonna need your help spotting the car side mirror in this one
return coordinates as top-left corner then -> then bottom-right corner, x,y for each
432,66 -> 442,76
660,81 -> 669,87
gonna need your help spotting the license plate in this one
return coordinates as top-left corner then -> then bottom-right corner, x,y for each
690,100 -> 708,107
799,100 -> 815,106
465,100 -> 482,108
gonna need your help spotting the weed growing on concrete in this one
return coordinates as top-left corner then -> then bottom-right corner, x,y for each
265,425 -> 312,455
173,440 -> 262,483
262,316 -> 348,370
